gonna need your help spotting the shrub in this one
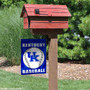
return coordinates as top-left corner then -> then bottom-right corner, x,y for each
58,32 -> 87,60
78,15 -> 90,63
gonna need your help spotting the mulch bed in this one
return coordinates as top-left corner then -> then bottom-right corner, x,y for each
0,57 -> 90,80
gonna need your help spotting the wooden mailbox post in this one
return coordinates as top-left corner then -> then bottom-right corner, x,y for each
21,4 -> 71,90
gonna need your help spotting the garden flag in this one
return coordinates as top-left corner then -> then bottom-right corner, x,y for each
21,39 -> 46,75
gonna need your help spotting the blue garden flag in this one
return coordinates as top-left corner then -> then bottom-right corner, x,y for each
21,39 -> 46,75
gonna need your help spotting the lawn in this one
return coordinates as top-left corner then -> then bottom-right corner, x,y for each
0,70 -> 90,90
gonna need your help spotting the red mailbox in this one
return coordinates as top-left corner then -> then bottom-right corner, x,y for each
20,4 -> 71,35
20,4 -> 71,90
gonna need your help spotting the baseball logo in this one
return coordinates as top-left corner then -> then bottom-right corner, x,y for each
23,48 -> 44,69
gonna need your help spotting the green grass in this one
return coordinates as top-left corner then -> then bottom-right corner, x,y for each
0,8 -> 34,65
0,70 -> 90,90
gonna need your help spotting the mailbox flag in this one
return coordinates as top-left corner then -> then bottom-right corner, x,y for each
21,39 -> 46,75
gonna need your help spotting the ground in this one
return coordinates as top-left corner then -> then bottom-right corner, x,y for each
0,57 -> 90,80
